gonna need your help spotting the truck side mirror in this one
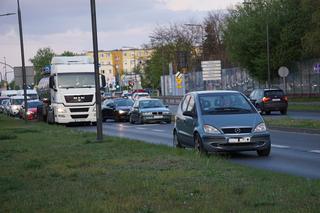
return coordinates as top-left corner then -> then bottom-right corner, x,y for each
49,76 -> 54,89
100,75 -> 106,89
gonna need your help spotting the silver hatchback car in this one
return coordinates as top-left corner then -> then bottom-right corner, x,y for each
173,91 -> 271,156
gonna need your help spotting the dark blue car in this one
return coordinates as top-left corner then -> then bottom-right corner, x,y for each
173,91 -> 271,156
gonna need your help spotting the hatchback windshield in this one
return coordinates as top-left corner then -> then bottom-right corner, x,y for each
27,101 -> 42,108
199,93 -> 254,115
11,99 -> 24,105
264,90 -> 284,97
139,100 -> 164,108
114,99 -> 133,107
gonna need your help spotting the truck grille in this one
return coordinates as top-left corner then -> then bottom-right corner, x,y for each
70,108 -> 89,113
222,128 -> 252,134
65,95 -> 93,103
71,114 -> 89,119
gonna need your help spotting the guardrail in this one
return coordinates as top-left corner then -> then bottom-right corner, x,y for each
156,96 -> 183,105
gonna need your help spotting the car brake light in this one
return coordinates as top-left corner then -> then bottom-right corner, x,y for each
262,97 -> 270,103
283,96 -> 288,102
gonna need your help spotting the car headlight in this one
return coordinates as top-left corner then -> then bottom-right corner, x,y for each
254,123 -> 267,133
203,125 -> 221,134
27,111 -> 33,115
57,107 -> 66,113
143,112 -> 153,116
12,105 -> 18,110
118,110 -> 126,114
93,107 -> 96,112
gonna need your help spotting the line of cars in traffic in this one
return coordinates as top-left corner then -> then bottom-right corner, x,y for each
101,91 -> 172,124
0,90 -> 43,120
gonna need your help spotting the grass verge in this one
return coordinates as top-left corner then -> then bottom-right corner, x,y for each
289,97 -> 320,102
265,117 -> 320,130
0,115 -> 320,212
288,104 -> 320,112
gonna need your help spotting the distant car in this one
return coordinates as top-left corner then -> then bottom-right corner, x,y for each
249,89 -> 288,115
102,92 -> 112,100
132,92 -> 150,101
19,100 -> 43,120
3,100 -> 11,115
0,97 -> 9,113
129,98 -> 172,124
8,96 -> 28,117
102,98 -> 134,122
173,91 -> 271,156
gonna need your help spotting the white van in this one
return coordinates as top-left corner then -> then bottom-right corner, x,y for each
1,90 -> 18,97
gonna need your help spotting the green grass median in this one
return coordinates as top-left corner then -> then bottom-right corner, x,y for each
265,117 -> 320,130
0,115 -> 319,212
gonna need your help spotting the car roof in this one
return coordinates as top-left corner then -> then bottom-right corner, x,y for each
138,98 -> 159,101
188,90 -> 241,95
10,95 -> 26,99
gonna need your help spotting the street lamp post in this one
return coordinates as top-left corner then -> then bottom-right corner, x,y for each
17,0 -> 28,122
90,0 -> 103,141
243,1 -> 271,89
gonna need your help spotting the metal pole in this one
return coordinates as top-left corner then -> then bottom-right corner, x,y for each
267,23 -> 271,89
161,48 -> 166,96
17,0 -> 28,122
90,0 -> 103,141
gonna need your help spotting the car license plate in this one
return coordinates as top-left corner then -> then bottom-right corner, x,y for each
228,137 -> 251,143
154,115 -> 163,119
272,98 -> 281,101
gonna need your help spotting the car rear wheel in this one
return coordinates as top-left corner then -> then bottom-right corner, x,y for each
194,134 -> 207,155
280,109 -> 287,115
129,115 -> 135,124
257,145 -> 271,157
173,130 -> 183,148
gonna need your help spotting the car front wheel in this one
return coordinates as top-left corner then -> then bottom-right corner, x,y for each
194,134 -> 207,155
257,145 -> 271,157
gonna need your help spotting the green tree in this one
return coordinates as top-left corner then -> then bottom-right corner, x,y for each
60,51 -> 77,56
30,47 -> 55,84
223,0 -> 314,82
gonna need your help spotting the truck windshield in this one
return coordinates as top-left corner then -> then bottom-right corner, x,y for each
58,73 -> 95,88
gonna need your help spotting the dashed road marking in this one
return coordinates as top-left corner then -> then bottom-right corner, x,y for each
309,150 -> 320,154
152,129 -> 165,132
271,144 -> 290,149
136,127 -> 147,130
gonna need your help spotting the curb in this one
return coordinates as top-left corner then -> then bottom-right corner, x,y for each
268,126 -> 320,135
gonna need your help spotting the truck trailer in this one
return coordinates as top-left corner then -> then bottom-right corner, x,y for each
37,56 -> 105,124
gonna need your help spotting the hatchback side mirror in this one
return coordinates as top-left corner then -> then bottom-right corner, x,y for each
183,111 -> 194,117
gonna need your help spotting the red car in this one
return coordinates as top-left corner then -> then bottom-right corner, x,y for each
19,100 -> 43,120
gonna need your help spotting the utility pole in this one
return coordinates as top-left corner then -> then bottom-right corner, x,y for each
90,0 -> 103,141
17,0 -> 28,122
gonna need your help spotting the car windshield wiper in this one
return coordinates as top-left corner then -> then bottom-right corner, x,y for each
208,107 -> 251,113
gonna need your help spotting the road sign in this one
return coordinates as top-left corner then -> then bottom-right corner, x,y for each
201,60 -> 221,81
278,66 -> 289,77
314,64 -> 320,74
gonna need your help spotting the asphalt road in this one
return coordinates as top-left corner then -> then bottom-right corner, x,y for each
76,121 -> 320,179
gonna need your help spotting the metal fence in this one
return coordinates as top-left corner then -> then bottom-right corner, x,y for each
161,58 -> 320,96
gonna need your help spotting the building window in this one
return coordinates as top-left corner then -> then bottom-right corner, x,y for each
124,53 -> 127,57
100,53 -> 104,58
109,70 -> 112,74
102,70 -> 105,74
107,53 -> 111,57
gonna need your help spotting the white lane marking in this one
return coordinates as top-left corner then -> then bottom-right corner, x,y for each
152,129 -> 165,132
309,150 -> 320,154
136,127 -> 147,130
270,129 -> 320,136
271,144 -> 290,149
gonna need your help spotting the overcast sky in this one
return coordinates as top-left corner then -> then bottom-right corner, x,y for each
0,0 -> 241,81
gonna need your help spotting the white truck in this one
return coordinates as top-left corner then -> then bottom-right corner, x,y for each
37,56 -> 105,124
